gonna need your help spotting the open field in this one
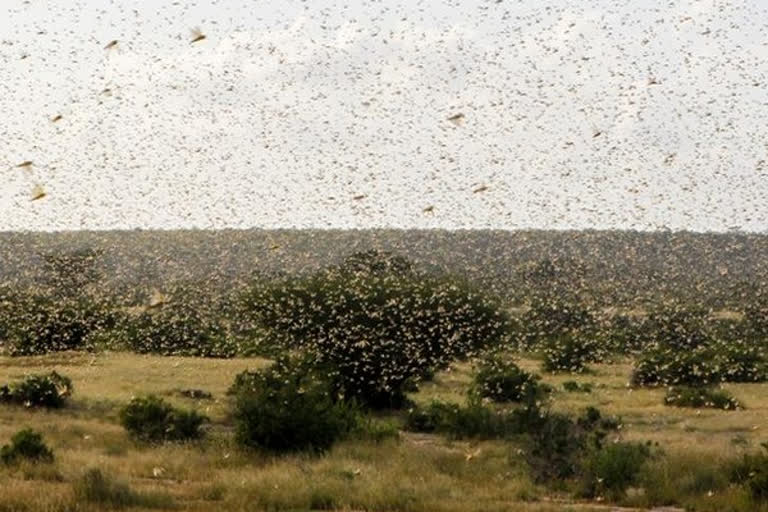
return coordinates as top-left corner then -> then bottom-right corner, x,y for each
1,352 -> 766,511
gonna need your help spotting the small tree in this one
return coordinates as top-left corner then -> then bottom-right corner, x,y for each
245,264 -> 511,408
231,355 -> 359,453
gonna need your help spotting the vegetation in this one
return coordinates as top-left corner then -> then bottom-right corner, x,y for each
231,355 -> 360,453
73,468 -> 175,509
0,372 -> 73,408
243,253 -> 511,408
2,238 -> 768,510
664,386 -> 743,410
1,429 -> 54,465
470,353 -> 546,403
631,308 -> 768,386
562,380 -> 593,393
119,395 -> 208,443
578,441 -> 653,500
730,443 -> 768,502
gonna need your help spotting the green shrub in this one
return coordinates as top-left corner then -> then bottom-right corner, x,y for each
601,314 -> 648,353
74,468 -> 175,509
562,381 -> 593,393
730,442 -> 768,502
542,335 -> 604,373
632,342 -> 767,387
631,308 -> 767,387
119,395 -> 207,443
122,299 -> 235,357
524,406 -> 621,483
232,355 -> 359,453
244,264 -> 511,408
664,386 -> 742,410
352,417 -> 400,443
1,429 -> 54,465
6,294 -> 113,356
405,399 -> 519,440
470,354 -> 545,402
579,441 -> 652,499
0,371 -> 73,408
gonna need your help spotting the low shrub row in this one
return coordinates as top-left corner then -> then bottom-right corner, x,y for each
0,372 -> 73,408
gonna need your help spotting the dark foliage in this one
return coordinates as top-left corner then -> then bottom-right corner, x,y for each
74,468 -> 175,509
244,263 -> 511,408
632,308 -> 768,386
405,399 -> 620,482
730,443 -> 768,502
1,429 -> 54,465
0,371 -> 73,408
119,395 -> 207,443
562,381 -> 593,393
122,297 -> 235,357
232,355 -> 360,453
541,335 -> 605,373
6,294 -> 114,356
578,441 -> 652,499
664,386 -> 742,410
470,354 -> 547,403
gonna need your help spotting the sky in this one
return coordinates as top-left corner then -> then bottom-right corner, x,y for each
1,0 -> 767,233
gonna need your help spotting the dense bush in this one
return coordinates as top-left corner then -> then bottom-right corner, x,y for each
579,441 -> 652,499
5,294 -> 114,356
470,354 -> 546,403
664,386 -> 742,410
232,355 -> 360,453
122,298 -> 235,357
0,371 -> 73,408
631,308 -> 767,386
404,399 -> 519,440
541,335 -> 605,373
244,264 -> 511,408
74,468 -> 175,509
405,399 -> 620,480
562,381 -> 593,393
632,340 -> 767,386
730,443 -> 768,502
119,395 -> 207,443
600,314 -> 649,353
1,429 -> 54,465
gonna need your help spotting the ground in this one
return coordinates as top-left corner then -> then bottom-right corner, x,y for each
0,351 -> 765,511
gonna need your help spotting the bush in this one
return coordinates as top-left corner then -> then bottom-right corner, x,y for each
470,354 -> 546,403
119,395 -> 207,443
0,371 -> 73,408
541,335 -> 604,373
562,381 -> 593,393
631,308 -> 767,386
632,342 -> 767,387
6,294 -> 113,356
730,442 -> 768,502
579,441 -> 652,499
601,314 -> 648,353
74,468 -> 175,509
244,266 -> 511,408
404,399 -> 519,440
664,386 -> 742,410
521,406 -> 621,482
122,298 -> 235,357
232,355 -> 359,453
1,429 -> 54,465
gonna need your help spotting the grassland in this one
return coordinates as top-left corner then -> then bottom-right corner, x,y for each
1,352 -> 766,511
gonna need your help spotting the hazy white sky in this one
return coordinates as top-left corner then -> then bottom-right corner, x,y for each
1,0 -> 767,232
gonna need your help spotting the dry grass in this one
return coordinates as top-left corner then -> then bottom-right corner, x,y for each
0,351 -> 766,511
